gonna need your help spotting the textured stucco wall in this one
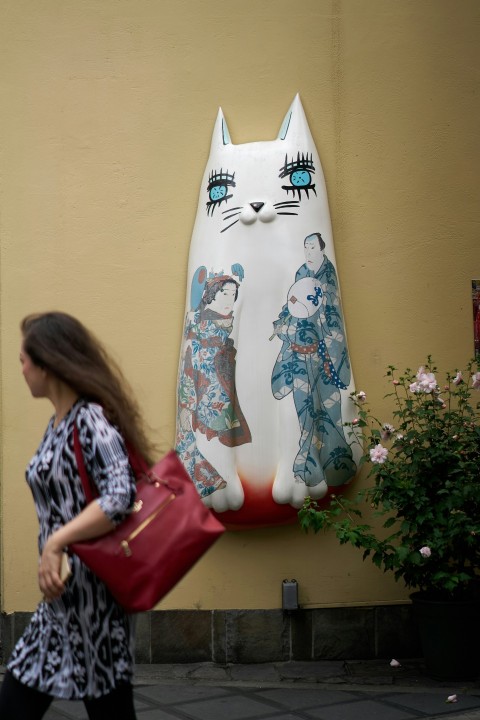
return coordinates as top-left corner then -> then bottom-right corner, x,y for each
1,0 -> 479,612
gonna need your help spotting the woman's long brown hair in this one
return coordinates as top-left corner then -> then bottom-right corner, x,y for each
21,312 -> 156,465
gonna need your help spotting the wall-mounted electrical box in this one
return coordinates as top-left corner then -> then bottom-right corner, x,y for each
282,579 -> 299,611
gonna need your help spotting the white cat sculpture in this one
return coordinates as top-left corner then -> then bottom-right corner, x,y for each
176,95 -> 360,528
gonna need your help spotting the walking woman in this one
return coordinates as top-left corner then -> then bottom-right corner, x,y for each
0,312 -> 155,720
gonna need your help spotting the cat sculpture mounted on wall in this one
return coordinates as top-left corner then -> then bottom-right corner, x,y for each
176,95 -> 360,528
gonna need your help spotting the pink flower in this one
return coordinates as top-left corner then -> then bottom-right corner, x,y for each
472,372 -> 480,390
369,444 -> 388,464
392,380 -> 400,386
356,391 -> 366,402
416,370 -> 437,393
381,423 -> 395,440
415,366 -> 436,390
352,418 -> 359,425
419,546 -> 431,558
409,382 -> 420,393
453,371 -> 463,385
446,695 -> 458,704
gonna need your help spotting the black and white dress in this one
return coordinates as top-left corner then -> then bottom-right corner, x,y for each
7,400 -> 137,700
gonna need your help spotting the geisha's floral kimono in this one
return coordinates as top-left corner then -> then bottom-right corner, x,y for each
176,308 -> 251,497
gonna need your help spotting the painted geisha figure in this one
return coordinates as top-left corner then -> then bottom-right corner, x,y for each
176,269 -> 251,498
271,232 -> 356,488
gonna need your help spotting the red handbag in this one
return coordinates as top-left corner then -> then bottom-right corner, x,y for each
71,426 -> 225,612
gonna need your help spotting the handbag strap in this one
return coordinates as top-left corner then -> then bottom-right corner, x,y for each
73,416 -> 150,504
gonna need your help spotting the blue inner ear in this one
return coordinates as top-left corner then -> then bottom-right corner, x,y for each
278,111 -> 292,141
190,266 -> 207,310
222,119 -> 231,145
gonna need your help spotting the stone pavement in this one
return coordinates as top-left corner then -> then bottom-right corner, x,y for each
1,660 -> 480,720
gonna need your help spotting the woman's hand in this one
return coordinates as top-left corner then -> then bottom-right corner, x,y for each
39,533 -> 66,602
38,500 -> 116,601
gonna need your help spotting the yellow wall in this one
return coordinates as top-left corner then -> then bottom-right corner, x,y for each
1,0 -> 479,612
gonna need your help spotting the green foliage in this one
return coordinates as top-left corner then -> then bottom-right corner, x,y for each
299,358 -> 480,598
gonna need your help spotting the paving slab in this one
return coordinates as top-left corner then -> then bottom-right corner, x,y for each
432,713 -> 480,720
345,659 -> 467,688
44,702 -> 85,720
189,663 -> 233,682
385,692 -> 480,716
276,660 -> 346,684
303,697 -> 417,720
229,662 -> 281,683
130,712 -> 183,720
3,662 -> 480,720
173,693 -> 285,720
255,687 -> 365,709
261,715 -> 311,720
135,683 -> 230,703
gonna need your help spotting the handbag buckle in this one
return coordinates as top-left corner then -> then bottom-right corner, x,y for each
147,470 -> 183,494
148,470 -> 162,485
140,470 -> 163,488
120,493 -> 176,559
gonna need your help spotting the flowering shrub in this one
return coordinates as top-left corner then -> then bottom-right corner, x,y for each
299,358 -> 480,598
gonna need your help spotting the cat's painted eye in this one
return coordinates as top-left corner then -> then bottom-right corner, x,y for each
291,169 -> 312,188
206,170 -> 236,215
279,153 -> 316,199
210,185 -> 228,201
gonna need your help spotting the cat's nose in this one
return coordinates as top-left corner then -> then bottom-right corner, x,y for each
250,202 -> 265,213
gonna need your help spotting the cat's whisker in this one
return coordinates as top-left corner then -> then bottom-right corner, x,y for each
221,219 -> 240,233
274,201 -> 300,207
223,211 -> 242,221
222,207 -> 242,214
276,212 -> 299,216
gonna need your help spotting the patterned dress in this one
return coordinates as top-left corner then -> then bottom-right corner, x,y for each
7,400 -> 137,700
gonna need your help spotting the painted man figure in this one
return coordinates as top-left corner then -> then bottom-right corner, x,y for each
271,232 -> 356,487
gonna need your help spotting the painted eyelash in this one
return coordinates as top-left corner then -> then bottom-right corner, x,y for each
278,153 -> 315,179
207,169 -> 236,188
279,153 -> 316,200
206,169 -> 236,216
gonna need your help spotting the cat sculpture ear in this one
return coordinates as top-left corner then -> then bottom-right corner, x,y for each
210,107 -> 232,151
277,93 -> 315,147
210,95 -> 311,150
